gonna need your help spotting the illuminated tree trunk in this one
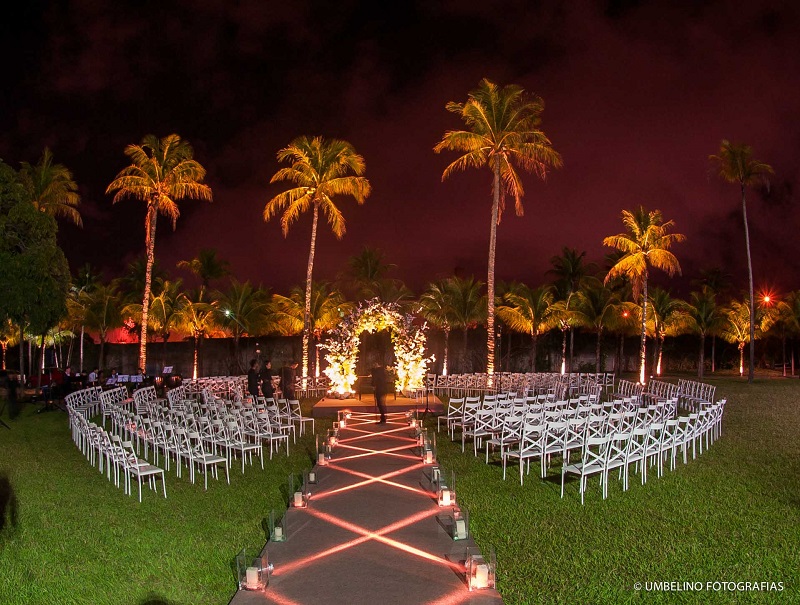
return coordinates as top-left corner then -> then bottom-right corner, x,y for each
742,184 -> 755,383
569,327 -> 575,373
739,342 -> 745,376
139,202 -> 158,373
485,162 -> 500,384
639,272 -> 648,385
442,328 -> 449,375
698,332 -> 705,379
560,328 -> 567,374
192,332 -> 199,380
530,330 -> 538,372
1,342 -> 5,370
79,324 -> 85,374
302,204 -> 319,386
19,324 -> 25,381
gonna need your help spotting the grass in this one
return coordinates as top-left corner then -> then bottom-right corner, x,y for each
1,378 -> 798,604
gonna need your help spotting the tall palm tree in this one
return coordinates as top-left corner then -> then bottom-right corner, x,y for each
688,287 -> 724,378
19,147 -> 82,226
604,207 -> 685,384
647,287 -> 693,377
710,140 -> 773,383
571,278 -> 619,374
106,133 -> 213,372
496,283 -> 559,371
125,278 -> 184,368
435,78 -> 562,383
549,247 -> 595,372
177,247 -> 231,301
264,136 -> 371,384
445,276 -> 487,373
720,298 -> 776,377
213,280 -> 271,372
81,283 -> 124,370
419,279 -> 454,375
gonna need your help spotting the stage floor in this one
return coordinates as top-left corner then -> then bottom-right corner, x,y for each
311,393 -> 444,418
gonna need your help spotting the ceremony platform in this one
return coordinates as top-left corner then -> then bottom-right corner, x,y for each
229,411 -> 502,605
311,393 -> 445,418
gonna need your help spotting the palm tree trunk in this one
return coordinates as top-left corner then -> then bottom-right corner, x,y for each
39,333 -> 46,389
711,335 -> 716,373
1,343 -> 5,370
569,327 -> 575,373
139,203 -> 158,373
302,204 -> 319,386
531,331 -> 538,372
595,330 -> 602,374
560,329 -> 567,374
19,324 -> 25,381
100,336 -> 106,370
486,162 -> 500,383
442,328 -> 450,375
739,342 -> 745,377
782,332 -> 786,377
640,274 -> 648,385
193,333 -> 199,380
66,331 -> 74,368
79,324 -> 85,374
656,336 -> 664,376
462,328 -> 469,373
698,333 -> 705,379
742,184 -> 755,383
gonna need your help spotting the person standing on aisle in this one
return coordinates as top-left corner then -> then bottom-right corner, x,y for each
371,364 -> 388,424
247,359 -> 261,401
260,359 -> 275,401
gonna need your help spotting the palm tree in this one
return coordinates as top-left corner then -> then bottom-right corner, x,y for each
106,133 -> 213,372
81,283 -> 124,370
647,287 -> 693,377
19,148 -> 82,226
125,278 -> 184,368
549,247 -> 595,372
444,276 -> 487,373
688,287 -> 725,378
213,280 -> 271,372
173,291 -> 217,380
496,283 -> 559,371
571,278 -> 619,373
710,140 -> 773,383
271,283 -> 351,377
776,291 -> 800,376
419,279 -> 454,375
177,248 -> 231,301
604,207 -> 685,384
720,298 -> 776,377
435,78 -> 562,383
264,136 -> 371,384
692,267 -> 733,373
0,318 -> 19,370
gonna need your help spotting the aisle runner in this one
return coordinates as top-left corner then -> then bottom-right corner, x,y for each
230,411 -> 503,605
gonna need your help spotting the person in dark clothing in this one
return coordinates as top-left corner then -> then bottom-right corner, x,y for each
247,359 -> 261,400
371,364 -> 389,424
281,361 -> 298,400
260,360 -> 274,400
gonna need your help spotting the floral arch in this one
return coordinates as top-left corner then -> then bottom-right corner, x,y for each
320,299 -> 434,396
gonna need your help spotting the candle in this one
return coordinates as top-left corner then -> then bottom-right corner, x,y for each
455,518 -> 467,539
474,563 -> 489,588
318,452 -> 326,465
308,471 -> 316,483
293,491 -> 304,507
245,566 -> 259,590
424,449 -> 433,464
440,489 -> 451,506
274,526 -> 283,539
339,420 -> 346,429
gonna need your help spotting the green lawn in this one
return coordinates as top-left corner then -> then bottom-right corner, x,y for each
1,378 -> 798,604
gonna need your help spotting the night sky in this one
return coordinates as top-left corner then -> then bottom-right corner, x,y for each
2,1 -> 799,296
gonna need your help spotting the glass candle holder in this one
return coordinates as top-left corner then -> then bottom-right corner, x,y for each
451,507 -> 469,540
466,546 -> 496,591
269,509 -> 287,542
236,548 -> 269,591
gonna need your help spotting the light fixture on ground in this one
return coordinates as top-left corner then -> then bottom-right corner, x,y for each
451,507 -> 469,540
315,435 -> 328,465
437,470 -> 456,507
269,509 -> 287,542
289,473 -> 308,508
422,431 -> 436,464
465,546 -> 496,591
236,548 -> 270,591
